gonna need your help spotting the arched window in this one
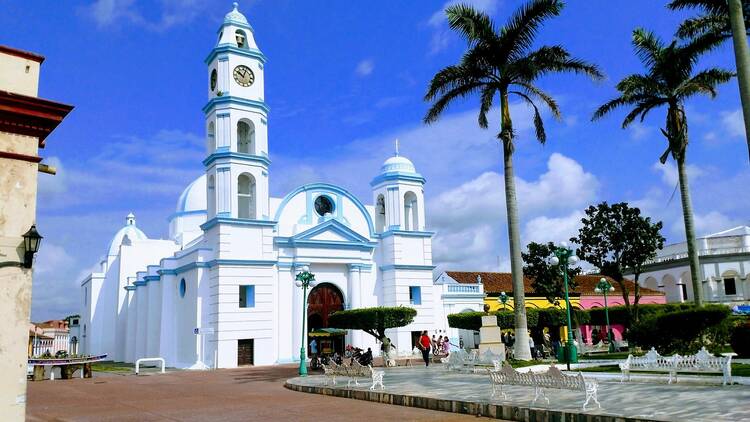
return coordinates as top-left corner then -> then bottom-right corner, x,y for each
375,194 -> 385,232
235,30 -> 247,49
207,121 -> 215,154
403,191 -> 419,231
238,173 -> 256,219
237,120 -> 255,154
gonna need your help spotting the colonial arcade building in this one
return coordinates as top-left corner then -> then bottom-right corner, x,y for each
79,4 -> 455,369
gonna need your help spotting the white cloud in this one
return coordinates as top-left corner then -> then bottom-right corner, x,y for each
355,59 -> 374,77
652,161 -> 703,188
33,242 -> 75,275
524,211 -> 585,246
721,109 -> 745,138
83,0 -> 221,31
629,123 -> 654,141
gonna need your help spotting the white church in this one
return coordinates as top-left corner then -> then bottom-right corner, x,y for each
79,3 -> 482,369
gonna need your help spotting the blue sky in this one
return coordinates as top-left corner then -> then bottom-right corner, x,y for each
3,0 -> 749,320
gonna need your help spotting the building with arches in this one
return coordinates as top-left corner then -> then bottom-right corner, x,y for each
626,226 -> 750,305
78,3 -> 446,369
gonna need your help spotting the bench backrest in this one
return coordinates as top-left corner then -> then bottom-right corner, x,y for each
674,347 -> 731,371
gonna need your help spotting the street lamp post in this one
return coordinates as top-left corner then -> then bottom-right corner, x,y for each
497,291 -> 509,311
594,277 -> 616,353
294,266 -> 316,376
550,241 -> 579,370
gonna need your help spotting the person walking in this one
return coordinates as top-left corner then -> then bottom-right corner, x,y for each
419,331 -> 431,366
528,332 -> 536,360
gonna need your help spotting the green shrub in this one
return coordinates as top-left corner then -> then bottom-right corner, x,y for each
628,304 -> 731,354
731,322 -> 750,358
586,303 -> 694,326
447,309 -> 540,331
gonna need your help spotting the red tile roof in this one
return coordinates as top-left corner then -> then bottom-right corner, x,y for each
445,271 -> 664,296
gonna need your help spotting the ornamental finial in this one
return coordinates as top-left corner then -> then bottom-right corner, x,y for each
394,138 -> 399,157
232,2 -> 239,10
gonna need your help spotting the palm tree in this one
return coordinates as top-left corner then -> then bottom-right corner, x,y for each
668,0 -> 750,163
593,29 -> 734,306
424,0 -> 602,360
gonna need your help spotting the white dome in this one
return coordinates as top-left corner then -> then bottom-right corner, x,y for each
175,174 -> 207,213
107,214 -> 148,257
224,2 -> 249,25
380,155 -> 417,174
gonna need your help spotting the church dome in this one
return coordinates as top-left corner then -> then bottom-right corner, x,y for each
380,155 -> 417,174
175,174 -> 207,214
107,213 -> 148,257
224,2 -> 249,25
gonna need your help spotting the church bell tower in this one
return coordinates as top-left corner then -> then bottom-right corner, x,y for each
204,2 -> 269,221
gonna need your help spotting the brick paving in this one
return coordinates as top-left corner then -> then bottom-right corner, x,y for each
26,364 -> 484,421
287,365 -> 750,422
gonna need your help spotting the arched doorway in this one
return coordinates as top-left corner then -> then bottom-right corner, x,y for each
307,283 -> 345,355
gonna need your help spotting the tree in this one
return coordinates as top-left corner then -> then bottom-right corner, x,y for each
571,202 -> 665,323
668,0 -> 750,163
522,241 -> 581,304
592,30 -> 732,306
327,307 -> 416,361
423,0 -> 602,360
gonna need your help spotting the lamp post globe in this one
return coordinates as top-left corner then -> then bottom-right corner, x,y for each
294,267 -> 316,376
594,277 -> 615,353
550,256 -> 560,266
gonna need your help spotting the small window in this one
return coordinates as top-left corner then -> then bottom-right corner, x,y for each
72,319 -> 78,325
179,279 -> 186,298
724,278 -> 737,295
409,286 -> 421,305
240,285 -> 255,308
314,195 -> 334,216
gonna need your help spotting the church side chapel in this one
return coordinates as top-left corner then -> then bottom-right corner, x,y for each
79,3 -> 456,369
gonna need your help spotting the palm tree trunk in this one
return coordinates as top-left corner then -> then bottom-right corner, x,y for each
727,0 -> 750,164
676,155 -> 704,306
500,92 -> 532,361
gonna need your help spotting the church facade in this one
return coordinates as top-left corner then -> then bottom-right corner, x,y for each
79,4 -> 462,369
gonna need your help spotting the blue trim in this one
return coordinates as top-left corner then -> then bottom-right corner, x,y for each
203,151 -> 271,168
203,96 -> 269,114
205,44 -> 266,65
274,183 -> 376,237
275,219 -> 376,251
370,172 -> 426,187
216,146 -> 230,152
209,259 -> 277,267
409,286 -> 422,305
167,209 -> 207,222
347,263 -> 373,271
144,275 -> 160,282
201,216 -> 277,231
276,238 -> 376,251
378,230 -> 435,239
379,264 -> 436,271
294,219 -> 370,243
124,285 -> 136,291
261,117 -> 267,125
133,280 -> 146,287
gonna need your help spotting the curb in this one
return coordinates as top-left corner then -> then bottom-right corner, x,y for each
284,379 -> 661,422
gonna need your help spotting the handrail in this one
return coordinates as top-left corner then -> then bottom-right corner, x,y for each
135,357 -> 165,375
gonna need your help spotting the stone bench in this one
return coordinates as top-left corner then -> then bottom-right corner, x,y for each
620,347 -> 732,385
488,361 -> 600,410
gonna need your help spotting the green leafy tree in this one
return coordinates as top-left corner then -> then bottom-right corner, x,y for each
328,307 -> 416,361
522,241 -> 581,304
571,202 -> 665,323
423,0 -> 602,360
592,30 -> 733,307
668,0 -> 750,163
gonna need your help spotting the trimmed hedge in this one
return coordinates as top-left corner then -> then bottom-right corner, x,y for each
731,322 -> 750,358
628,304 -> 732,354
447,308 -> 588,332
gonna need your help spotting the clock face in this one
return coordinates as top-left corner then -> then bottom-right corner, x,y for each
233,65 -> 254,87
210,69 -> 217,91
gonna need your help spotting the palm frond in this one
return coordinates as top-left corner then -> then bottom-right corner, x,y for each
675,13 -> 731,39
516,82 -> 561,120
621,98 -> 668,128
424,65 -> 479,101
516,45 -> 604,81
478,86 -> 496,128
667,0 -> 728,15
510,90 -> 547,143
615,74 -> 662,97
592,97 -> 640,121
424,82 -> 483,124
677,32 -> 725,72
498,0 -> 563,62
632,28 -> 665,69
445,4 -> 498,45
675,68 -> 735,98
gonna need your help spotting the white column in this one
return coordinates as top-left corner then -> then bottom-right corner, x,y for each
277,269 -> 294,362
347,265 -> 363,348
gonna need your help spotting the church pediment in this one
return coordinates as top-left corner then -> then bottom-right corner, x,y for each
275,219 -> 376,250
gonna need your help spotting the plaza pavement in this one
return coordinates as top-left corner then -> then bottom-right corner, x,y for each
286,364 -> 750,422
26,364 -> 486,421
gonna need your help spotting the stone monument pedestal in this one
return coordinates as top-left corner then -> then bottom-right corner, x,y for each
478,315 -> 505,363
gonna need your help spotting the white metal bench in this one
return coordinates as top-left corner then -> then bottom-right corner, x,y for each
442,349 -> 478,372
321,361 -> 385,390
135,357 -> 166,375
488,361 -> 600,410
620,347 -> 732,385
